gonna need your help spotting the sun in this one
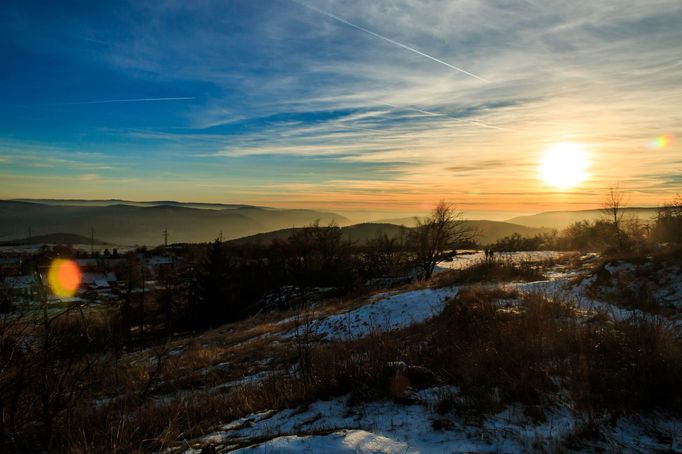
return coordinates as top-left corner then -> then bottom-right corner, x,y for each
539,142 -> 589,189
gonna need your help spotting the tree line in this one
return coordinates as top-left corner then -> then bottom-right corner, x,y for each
490,190 -> 682,255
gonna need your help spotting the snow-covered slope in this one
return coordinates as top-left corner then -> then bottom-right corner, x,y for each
186,392 -> 680,453
287,286 -> 459,341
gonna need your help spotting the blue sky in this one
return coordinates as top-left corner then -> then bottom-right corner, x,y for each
1,0 -> 681,218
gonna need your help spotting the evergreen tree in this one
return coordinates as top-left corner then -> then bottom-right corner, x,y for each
194,239 -> 236,327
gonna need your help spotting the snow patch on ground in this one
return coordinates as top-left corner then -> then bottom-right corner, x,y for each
437,250 -> 565,271
232,430 -> 413,454
504,260 -> 682,333
211,370 -> 283,392
286,286 -> 459,341
184,394 -> 681,453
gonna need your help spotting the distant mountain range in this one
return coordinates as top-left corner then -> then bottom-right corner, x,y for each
0,200 -> 349,246
1,199 -> 659,247
505,207 -> 659,229
10,198 -> 258,210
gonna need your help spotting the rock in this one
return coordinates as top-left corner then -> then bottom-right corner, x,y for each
404,365 -> 440,389
200,445 -> 216,454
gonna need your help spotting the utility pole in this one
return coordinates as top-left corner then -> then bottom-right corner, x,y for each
219,230 -> 223,243
140,260 -> 145,346
163,228 -> 168,248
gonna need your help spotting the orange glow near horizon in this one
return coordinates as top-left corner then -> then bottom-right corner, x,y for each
48,259 -> 81,298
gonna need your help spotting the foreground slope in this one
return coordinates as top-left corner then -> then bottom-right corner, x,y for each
176,252 -> 681,453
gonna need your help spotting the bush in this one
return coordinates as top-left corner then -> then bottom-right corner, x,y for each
432,258 -> 544,288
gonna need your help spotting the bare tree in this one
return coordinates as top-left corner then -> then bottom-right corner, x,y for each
410,201 -> 474,280
33,272 -> 98,450
601,186 -> 628,250
653,194 -> 682,244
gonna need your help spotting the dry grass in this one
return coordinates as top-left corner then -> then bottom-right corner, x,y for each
585,254 -> 682,315
432,258 -> 546,288
5,266 -> 682,452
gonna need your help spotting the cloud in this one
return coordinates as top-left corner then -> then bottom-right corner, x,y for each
0,141 -> 120,171
79,173 -> 100,181
290,0 -> 488,81
13,97 -> 195,108
446,159 -> 535,173
2,0 -> 682,210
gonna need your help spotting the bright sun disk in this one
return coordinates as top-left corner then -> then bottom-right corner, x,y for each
539,142 -> 589,189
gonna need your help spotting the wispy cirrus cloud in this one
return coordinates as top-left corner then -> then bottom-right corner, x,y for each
290,0 -> 489,82
12,97 -> 195,108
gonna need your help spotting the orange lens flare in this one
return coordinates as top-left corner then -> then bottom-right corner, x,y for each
648,133 -> 675,149
48,259 -> 81,298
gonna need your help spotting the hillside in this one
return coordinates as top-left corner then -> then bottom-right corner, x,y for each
229,220 -> 551,246
0,200 -> 350,246
506,207 -> 659,229
58,251 -> 680,452
0,232 -> 108,246
466,220 -> 553,245
227,223 -> 409,246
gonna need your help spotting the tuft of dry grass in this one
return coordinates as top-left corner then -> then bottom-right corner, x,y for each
432,258 -> 546,288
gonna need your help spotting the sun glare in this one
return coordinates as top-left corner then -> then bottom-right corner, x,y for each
539,142 -> 589,189
47,259 -> 82,298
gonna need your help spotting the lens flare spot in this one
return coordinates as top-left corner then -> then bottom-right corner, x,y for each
48,259 -> 81,298
648,133 -> 675,149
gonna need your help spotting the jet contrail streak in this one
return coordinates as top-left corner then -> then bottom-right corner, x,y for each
292,0 -> 488,82
16,97 -> 195,107
383,103 -> 509,131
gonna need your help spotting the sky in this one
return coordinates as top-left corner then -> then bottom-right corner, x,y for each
1,0 -> 681,219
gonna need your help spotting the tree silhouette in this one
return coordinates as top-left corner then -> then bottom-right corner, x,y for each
410,201 -> 474,280
194,239 -> 236,327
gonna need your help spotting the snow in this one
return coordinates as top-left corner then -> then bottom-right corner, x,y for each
437,250 -> 565,271
502,259 -> 682,334
286,286 -> 459,341
211,370 -> 283,392
189,395 -> 516,453
185,393 -> 681,453
604,260 -> 637,274
174,251 -> 682,453
2,275 -> 37,289
231,430 -> 414,454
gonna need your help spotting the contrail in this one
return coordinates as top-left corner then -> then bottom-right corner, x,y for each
291,0 -> 488,82
383,103 -> 510,131
14,97 -> 195,107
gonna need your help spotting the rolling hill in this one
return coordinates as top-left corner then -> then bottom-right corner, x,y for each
466,220 -> 553,245
227,223 -> 409,246
229,220 -> 552,246
0,232 -> 108,246
3,199 -> 601,247
506,207 -> 659,230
